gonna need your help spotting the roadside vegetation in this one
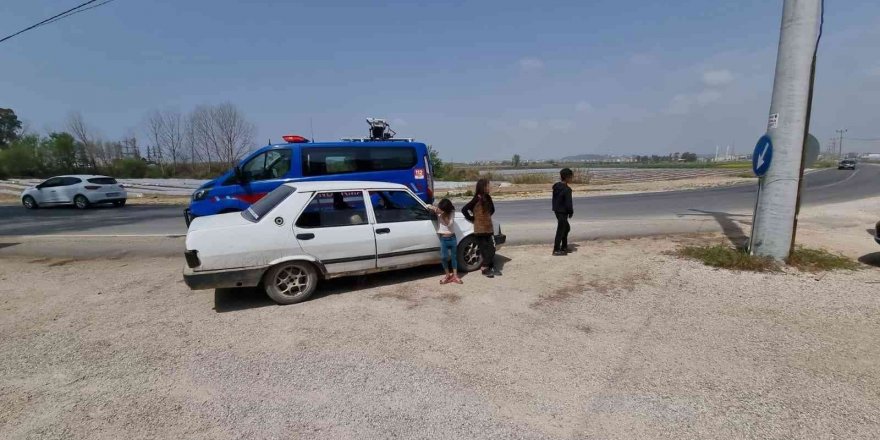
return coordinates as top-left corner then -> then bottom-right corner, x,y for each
676,243 -> 860,272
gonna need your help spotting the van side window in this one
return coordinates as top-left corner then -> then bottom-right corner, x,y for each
301,147 -> 416,176
242,149 -> 292,182
296,192 -> 368,228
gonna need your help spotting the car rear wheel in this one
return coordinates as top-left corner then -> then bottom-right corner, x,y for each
457,235 -> 483,272
113,200 -> 126,207
74,195 -> 89,209
263,261 -> 318,305
22,196 -> 38,209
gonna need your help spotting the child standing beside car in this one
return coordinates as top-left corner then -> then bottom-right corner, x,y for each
463,178 -> 500,278
427,198 -> 463,284
552,168 -> 574,256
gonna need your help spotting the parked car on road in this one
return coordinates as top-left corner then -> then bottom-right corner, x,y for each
21,175 -> 127,209
183,181 -> 506,304
838,159 -> 856,170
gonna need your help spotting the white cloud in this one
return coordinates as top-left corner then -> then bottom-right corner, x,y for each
667,89 -> 723,115
518,58 -> 544,71
547,119 -> 573,131
518,119 -> 540,130
575,101 -> 594,112
702,69 -> 735,87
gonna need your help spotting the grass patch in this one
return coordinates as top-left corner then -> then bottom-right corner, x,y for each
677,243 -> 861,272
677,244 -> 777,272
786,246 -> 860,272
510,173 -> 554,184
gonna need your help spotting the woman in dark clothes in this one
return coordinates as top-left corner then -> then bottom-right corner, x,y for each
462,178 -> 500,278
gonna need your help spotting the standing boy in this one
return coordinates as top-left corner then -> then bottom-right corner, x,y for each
552,168 -> 574,256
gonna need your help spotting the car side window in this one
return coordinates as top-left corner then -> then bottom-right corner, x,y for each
369,190 -> 432,223
295,192 -> 368,229
62,177 -> 82,186
40,177 -> 64,188
242,149 -> 292,182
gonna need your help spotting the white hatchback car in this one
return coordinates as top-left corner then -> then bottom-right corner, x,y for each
183,181 -> 506,304
21,175 -> 127,209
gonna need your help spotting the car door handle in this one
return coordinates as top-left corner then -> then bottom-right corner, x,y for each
296,233 -> 315,240
376,228 -> 391,234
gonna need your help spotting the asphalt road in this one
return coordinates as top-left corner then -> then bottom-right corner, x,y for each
0,166 -> 875,238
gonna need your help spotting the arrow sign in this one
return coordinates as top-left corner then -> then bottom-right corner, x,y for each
752,135 -> 773,176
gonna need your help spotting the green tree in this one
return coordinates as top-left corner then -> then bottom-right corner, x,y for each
512,154 -> 521,168
0,134 -> 42,177
428,145 -> 447,179
0,108 -> 23,149
44,132 -> 78,173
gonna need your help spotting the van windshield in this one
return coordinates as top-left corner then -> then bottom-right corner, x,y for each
241,185 -> 295,222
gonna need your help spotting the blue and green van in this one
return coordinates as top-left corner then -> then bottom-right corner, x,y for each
185,136 -> 434,225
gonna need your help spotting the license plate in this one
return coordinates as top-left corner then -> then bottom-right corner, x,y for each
106,192 -> 120,197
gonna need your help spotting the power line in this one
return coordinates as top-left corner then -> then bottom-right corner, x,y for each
0,0 -> 117,44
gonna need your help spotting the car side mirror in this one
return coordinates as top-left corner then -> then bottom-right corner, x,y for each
35,184 -> 44,189
234,166 -> 247,183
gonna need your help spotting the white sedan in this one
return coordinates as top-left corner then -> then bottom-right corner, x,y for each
21,175 -> 127,209
183,181 -> 506,304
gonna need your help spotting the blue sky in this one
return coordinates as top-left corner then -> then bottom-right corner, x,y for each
2,0 -> 879,161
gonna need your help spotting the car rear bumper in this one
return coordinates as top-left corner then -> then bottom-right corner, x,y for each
183,265 -> 266,290
87,191 -> 127,202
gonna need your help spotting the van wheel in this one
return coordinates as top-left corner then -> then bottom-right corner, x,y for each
74,195 -> 89,209
457,236 -> 483,272
263,261 -> 318,305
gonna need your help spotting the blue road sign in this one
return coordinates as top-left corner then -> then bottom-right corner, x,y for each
752,135 -> 773,176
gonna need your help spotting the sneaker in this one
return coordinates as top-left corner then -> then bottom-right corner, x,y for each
481,268 -> 494,278
440,274 -> 453,285
492,268 -> 502,276
553,250 -> 567,256
452,275 -> 463,284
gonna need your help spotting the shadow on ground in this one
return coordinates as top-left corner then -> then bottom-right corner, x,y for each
678,209 -> 752,248
214,252 -> 513,312
858,252 -> 880,268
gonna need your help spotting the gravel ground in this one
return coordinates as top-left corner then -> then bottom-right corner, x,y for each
1,231 -> 879,439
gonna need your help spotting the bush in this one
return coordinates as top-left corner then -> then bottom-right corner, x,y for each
107,158 -> 148,178
677,244 -> 778,272
786,246 -> 860,272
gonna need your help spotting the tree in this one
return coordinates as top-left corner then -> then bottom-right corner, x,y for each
512,154 -> 521,168
427,145 -> 446,179
0,108 -> 23,149
681,152 -> 698,162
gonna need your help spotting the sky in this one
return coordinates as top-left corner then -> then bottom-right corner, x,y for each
2,0 -> 880,161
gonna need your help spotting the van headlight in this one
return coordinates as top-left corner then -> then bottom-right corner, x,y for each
192,189 -> 210,201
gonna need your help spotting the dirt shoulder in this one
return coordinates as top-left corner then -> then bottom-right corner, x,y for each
2,203 -> 879,439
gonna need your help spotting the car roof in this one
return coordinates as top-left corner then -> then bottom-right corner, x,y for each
52,174 -> 113,179
283,181 -> 410,192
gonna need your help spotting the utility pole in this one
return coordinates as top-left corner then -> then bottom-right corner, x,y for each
836,128 -> 847,158
751,0 -> 822,260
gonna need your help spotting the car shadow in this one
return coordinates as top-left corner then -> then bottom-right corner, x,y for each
858,252 -> 880,268
678,209 -> 751,248
867,228 -> 876,237
213,253 -> 513,312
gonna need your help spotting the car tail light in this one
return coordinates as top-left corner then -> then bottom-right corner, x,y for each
84,185 -> 100,190
184,250 -> 201,268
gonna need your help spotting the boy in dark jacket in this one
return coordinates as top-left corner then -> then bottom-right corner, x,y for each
552,168 -> 574,256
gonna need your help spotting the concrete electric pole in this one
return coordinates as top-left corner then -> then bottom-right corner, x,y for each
751,0 -> 822,260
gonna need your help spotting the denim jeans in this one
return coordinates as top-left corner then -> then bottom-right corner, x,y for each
439,235 -> 458,271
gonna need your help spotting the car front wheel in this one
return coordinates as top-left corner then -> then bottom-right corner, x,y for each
457,235 -> 484,272
263,261 -> 318,305
22,196 -> 38,209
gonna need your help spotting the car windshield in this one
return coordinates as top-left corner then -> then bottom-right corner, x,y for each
240,185 -> 295,222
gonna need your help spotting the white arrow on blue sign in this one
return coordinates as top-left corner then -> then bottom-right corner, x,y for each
752,135 -> 773,176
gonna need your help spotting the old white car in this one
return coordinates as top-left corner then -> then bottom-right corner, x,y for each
183,181 -> 505,304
